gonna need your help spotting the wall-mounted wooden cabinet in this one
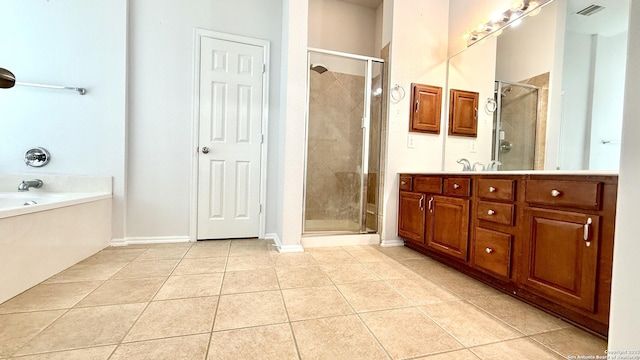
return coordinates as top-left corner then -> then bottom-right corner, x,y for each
397,173 -> 618,337
448,89 -> 479,137
409,83 -> 442,134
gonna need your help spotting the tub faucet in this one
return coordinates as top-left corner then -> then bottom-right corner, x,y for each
456,158 -> 471,171
18,179 -> 43,191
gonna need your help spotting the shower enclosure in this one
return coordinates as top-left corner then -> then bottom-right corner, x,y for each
493,80 -> 540,170
303,49 -> 384,235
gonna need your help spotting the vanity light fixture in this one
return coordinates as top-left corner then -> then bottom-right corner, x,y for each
464,0 -> 553,47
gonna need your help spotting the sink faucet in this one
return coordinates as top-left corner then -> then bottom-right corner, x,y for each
18,179 -> 43,191
457,158 -> 471,171
486,160 -> 502,171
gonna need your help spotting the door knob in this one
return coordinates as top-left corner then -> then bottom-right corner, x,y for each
201,147 -> 210,154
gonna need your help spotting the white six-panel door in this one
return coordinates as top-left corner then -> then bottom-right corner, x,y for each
197,36 -> 264,239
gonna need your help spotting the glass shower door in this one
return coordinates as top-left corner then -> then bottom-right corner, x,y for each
303,50 -> 383,234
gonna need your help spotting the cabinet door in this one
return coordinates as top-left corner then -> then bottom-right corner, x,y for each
522,208 -> 600,312
426,196 -> 470,261
398,191 -> 426,244
409,83 -> 442,134
448,89 -> 478,137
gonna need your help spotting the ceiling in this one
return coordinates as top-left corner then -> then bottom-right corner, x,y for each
339,0 -> 383,10
566,0 -> 630,36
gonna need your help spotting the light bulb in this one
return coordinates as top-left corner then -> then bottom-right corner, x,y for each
511,0 -> 525,11
463,32 -> 471,40
477,23 -> 487,32
511,18 -> 522,27
493,29 -> 503,37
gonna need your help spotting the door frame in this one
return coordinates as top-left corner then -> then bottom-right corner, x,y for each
189,29 -> 270,241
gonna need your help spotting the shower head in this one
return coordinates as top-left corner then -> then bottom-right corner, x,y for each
310,64 -> 328,74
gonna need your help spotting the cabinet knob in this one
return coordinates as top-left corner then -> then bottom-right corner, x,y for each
489,186 -> 496,193
487,209 -> 495,216
551,189 -> 561,197
401,180 -> 407,185
485,247 -> 494,254
453,183 -> 460,189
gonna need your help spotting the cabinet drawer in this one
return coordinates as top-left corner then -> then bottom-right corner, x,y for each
477,179 -> 515,201
414,176 -> 443,194
525,180 -> 601,210
399,176 -> 412,191
477,201 -> 515,226
444,177 -> 471,197
474,227 -> 512,278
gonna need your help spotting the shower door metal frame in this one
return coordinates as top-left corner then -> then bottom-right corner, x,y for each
303,48 -> 385,235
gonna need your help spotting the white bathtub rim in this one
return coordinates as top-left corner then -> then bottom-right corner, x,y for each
0,192 -> 112,219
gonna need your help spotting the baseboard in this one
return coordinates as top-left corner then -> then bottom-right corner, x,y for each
110,236 -> 192,247
264,233 -> 304,253
380,238 -> 405,247
301,233 -> 380,248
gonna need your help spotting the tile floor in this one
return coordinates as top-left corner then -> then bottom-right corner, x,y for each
0,239 -> 608,359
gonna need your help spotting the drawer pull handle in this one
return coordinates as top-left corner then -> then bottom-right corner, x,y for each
428,197 -> 434,213
487,209 -> 495,216
453,183 -> 460,189
485,247 -> 494,254
419,196 -> 424,211
489,186 -> 496,193
551,189 -> 561,197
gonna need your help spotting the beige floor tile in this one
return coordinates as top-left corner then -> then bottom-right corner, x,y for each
193,239 -> 231,247
468,294 -> 569,335
471,338 -> 565,360
154,273 -> 223,300
135,246 -> 189,261
282,286 -> 354,321
16,304 -> 145,355
401,258 -> 456,280
75,278 -> 165,307
343,246 -> 392,262
378,246 -> 426,260
184,245 -> 230,258
111,259 -> 179,279
208,324 -> 298,360
292,315 -> 388,359
420,301 -> 523,347
80,249 -> 145,264
124,297 -> 217,342
276,266 -> 333,289
361,307 -> 463,359
10,346 -> 116,360
229,238 -> 269,246
321,263 -> 380,284
0,310 -> 65,357
220,268 -> 279,294
416,349 -> 480,359
336,281 -> 410,312
214,290 -> 288,331
531,327 -> 608,358
44,262 -> 129,283
0,282 -> 102,314
364,261 -> 415,280
386,277 -> 459,305
308,249 -> 357,264
172,257 -> 227,275
274,252 -> 318,267
433,271 -> 501,299
225,255 -> 275,271
111,334 -> 209,360
228,244 -> 271,257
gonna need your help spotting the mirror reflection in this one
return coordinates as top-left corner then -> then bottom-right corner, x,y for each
445,0 -> 629,171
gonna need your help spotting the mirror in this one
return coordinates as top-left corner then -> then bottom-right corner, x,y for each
444,0 -> 630,171
0,68 -> 16,89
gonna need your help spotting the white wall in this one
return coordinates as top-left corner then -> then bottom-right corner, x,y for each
609,0 -> 640,349
444,37 -> 497,170
589,31 -> 627,170
447,0 -> 510,57
126,0 -> 283,241
308,0 -> 377,57
0,0 -> 127,238
382,0 -> 449,245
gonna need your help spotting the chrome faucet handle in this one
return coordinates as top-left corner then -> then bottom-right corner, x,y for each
472,162 -> 485,171
486,160 -> 502,171
457,158 -> 471,171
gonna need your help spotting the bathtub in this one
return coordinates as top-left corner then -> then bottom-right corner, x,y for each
0,175 -> 112,304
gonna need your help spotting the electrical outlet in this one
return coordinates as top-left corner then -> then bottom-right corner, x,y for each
407,135 -> 415,148
470,140 -> 477,153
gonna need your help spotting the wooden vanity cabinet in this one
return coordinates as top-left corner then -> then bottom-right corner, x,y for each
398,173 -> 618,337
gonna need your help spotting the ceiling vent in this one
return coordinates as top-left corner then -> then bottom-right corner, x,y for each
576,4 -> 605,16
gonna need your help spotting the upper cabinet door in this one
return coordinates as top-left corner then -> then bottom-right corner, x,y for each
449,89 -> 479,137
409,83 -> 442,134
